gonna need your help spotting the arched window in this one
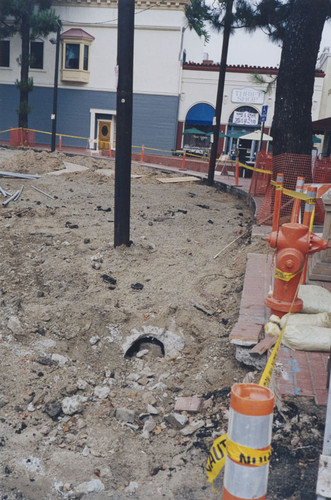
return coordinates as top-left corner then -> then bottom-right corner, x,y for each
186,103 -> 214,126
183,103 -> 215,151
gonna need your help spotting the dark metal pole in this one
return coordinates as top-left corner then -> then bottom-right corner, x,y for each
51,21 -> 61,152
259,121 -> 265,152
114,0 -> 135,247
207,0 -> 233,186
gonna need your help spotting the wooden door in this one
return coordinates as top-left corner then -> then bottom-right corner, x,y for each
98,121 -> 111,150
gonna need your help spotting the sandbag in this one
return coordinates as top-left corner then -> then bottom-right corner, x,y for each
279,312 -> 331,329
281,324 -> 331,352
298,285 -> 331,314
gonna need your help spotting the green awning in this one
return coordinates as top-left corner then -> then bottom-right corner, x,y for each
312,135 -> 322,144
183,128 -> 207,135
206,131 -> 228,138
227,130 -> 249,139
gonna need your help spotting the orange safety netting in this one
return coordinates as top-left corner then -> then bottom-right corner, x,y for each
249,152 -> 272,196
313,157 -> 331,183
256,153 -> 331,225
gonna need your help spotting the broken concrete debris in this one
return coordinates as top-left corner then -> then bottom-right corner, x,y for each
123,326 -> 185,360
93,385 -> 110,399
164,413 -> 188,429
115,407 -> 136,424
61,395 -> 87,416
7,315 -> 24,336
174,396 -> 202,413
72,478 -> 105,497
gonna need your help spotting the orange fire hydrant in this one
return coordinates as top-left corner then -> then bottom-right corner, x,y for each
265,222 -> 329,317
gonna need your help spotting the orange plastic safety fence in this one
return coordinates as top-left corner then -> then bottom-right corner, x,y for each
312,156 -> 331,183
249,152 -> 272,196
257,153 -> 316,225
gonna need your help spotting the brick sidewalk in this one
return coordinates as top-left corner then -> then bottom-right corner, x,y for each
232,251 -> 330,406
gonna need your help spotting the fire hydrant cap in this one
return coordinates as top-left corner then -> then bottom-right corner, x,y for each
277,248 -> 304,273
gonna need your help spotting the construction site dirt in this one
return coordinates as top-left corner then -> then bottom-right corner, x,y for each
0,148 -> 325,499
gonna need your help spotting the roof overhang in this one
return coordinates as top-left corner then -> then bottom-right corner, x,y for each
53,0 -> 190,8
61,28 -> 95,41
312,116 -> 331,133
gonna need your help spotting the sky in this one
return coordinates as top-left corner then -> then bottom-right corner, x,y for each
185,20 -> 331,68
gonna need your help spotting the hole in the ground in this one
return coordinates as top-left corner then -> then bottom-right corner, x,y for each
125,336 -> 165,358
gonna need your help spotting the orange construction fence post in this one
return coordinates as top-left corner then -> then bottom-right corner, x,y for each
235,155 -> 239,186
290,176 -> 305,223
59,135 -> 62,151
181,151 -> 186,170
223,383 -> 274,500
140,144 -> 144,163
272,173 -> 284,233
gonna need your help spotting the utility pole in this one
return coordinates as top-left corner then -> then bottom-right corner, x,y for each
114,0 -> 135,247
207,0 -> 233,186
51,21 -> 61,152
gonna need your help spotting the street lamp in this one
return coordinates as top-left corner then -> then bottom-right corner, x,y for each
50,21 -> 61,152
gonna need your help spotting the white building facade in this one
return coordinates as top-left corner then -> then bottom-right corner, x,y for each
0,0 -> 327,158
0,0 -> 189,152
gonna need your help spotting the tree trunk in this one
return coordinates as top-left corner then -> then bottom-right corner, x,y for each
207,0 -> 233,186
18,10 -> 31,129
271,0 -> 328,186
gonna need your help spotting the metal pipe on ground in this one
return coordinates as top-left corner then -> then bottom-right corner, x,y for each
2,189 -> 20,207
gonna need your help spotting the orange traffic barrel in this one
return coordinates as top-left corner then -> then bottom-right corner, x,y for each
223,384 -> 274,500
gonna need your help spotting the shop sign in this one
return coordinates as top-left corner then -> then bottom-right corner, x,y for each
233,111 -> 259,125
232,87 -> 264,104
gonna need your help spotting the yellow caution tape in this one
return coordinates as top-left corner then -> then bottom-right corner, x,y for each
238,161 -> 272,175
274,267 -> 303,282
259,322 -> 285,388
258,282 -> 302,388
227,438 -> 271,466
0,128 -> 14,134
206,433 -> 271,491
282,188 -> 307,200
270,181 -> 317,203
206,434 -> 227,486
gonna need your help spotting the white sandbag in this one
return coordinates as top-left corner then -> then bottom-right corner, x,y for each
265,321 -> 281,336
298,285 -> 331,314
282,324 -> 331,352
280,312 -> 331,329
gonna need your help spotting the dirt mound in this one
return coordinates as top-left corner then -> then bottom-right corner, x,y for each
0,149 -> 325,499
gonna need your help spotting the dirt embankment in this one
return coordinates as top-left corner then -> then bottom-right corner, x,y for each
0,149 -> 325,499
